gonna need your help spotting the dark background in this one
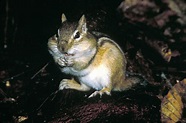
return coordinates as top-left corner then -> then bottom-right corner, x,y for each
0,0 -> 186,122
0,0 -> 122,56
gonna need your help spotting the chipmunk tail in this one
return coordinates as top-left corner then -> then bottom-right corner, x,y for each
119,73 -> 148,91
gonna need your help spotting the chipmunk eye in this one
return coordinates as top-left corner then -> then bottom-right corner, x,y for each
74,31 -> 80,39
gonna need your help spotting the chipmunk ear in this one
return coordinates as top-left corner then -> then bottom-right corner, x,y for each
61,13 -> 67,23
78,15 -> 87,33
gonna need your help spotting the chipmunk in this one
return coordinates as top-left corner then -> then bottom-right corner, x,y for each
48,14 -> 146,98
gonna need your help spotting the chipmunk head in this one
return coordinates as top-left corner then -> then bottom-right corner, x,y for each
57,14 -> 97,57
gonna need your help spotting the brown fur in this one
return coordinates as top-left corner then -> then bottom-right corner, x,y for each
48,14 -> 146,98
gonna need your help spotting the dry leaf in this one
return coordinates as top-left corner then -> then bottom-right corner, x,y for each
161,79 -> 186,123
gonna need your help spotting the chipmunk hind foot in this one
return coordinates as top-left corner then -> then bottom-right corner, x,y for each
88,87 -> 111,98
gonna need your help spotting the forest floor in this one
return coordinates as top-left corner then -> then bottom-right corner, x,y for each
1,0 -> 186,122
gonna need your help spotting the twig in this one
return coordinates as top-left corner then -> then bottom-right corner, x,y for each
31,62 -> 50,80
161,72 -> 173,88
35,90 -> 59,112
2,71 -> 25,83
2,62 -> 50,82
153,66 -> 186,74
0,88 -> 8,98
0,88 -> 16,103
3,0 -> 9,48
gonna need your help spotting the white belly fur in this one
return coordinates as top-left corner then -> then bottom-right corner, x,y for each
79,64 -> 111,90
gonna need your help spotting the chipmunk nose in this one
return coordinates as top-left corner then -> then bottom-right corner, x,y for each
63,51 -> 68,55
58,40 -> 67,49
57,45 -> 65,53
61,47 -> 70,55
60,48 -> 68,54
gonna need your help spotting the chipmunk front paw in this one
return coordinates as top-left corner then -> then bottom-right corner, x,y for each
56,57 -> 67,67
59,79 -> 72,90
64,56 -> 74,67
59,78 -> 81,90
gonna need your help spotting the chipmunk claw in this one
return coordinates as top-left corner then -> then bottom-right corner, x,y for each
59,78 -> 83,91
56,57 -> 67,67
88,90 -> 111,98
88,91 -> 101,98
64,56 -> 74,66
59,79 -> 70,90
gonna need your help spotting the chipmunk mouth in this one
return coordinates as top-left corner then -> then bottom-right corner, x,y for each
59,50 -> 74,56
64,53 -> 74,56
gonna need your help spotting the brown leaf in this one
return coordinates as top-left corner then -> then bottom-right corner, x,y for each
161,79 -> 186,123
